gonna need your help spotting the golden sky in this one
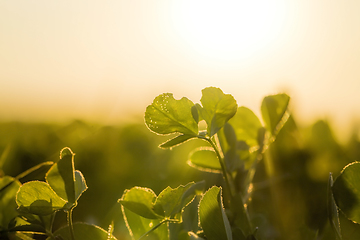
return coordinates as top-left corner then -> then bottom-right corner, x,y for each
1,0 -> 360,135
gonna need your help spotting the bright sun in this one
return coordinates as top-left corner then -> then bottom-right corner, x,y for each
171,0 -> 288,61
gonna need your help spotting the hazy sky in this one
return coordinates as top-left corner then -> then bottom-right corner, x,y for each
1,0 -> 360,135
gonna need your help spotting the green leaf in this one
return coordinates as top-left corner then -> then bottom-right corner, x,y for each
46,147 -> 76,204
261,94 -> 290,138
168,182 -> 205,238
122,205 -> 168,240
0,176 -> 21,230
46,222 -> 117,240
191,104 -> 200,123
182,195 -> 202,232
120,183 -> 203,239
180,181 -> 205,207
45,148 -> 87,208
187,147 -> 221,173
218,115 -> 260,171
194,103 -> 204,122
333,162 -> 360,224
159,134 -> 196,149
74,170 -> 88,202
145,93 -> 198,136
16,181 -> 67,215
228,107 -> 262,148
198,87 -> 237,137
153,182 -> 194,217
119,187 -> 159,219
199,186 -> 232,240
328,173 -> 342,239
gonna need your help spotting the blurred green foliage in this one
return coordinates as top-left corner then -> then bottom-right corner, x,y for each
1,115 -> 360,239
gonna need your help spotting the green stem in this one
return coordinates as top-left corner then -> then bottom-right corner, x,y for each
0,161 -> 54,193
202,135 -> 256,235
68,205 -> 76,240
204,137 -> 235,197
15,161 -> 54,181
40,214 -> 56,237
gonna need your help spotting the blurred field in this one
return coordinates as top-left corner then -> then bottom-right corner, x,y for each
1,115 -> 360,239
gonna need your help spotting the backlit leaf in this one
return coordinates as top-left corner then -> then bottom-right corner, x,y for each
218,115 -> 260,171
119,187 -> 159,219
145,93 -> 198,136
332,162 -> 360,224
182,195 -> 202,233
153,182 -> 194,217
180,181 -> 205,208
198,87 -> 237,137
74,170 -> 88,203
191,105 -> 200,123
46,147 -> 76,204
199,186 -> 232,240
227,107 -> 262,149
187,147 -> 221,173
16,181 -> 67,215
261,94 -> 290,138
122,206 -> 168,240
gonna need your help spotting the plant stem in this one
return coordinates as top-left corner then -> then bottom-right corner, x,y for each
205,137 -> 236,197
15,161 -> 54,181
40,214 -> 56,237
68,205 -> 76,240
0,161 -> 54,193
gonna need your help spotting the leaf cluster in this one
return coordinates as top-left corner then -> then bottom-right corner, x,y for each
0,147 -> 116,240
1,86 -> 360,240
122,86 -> 360,240
120,87 -> 291,239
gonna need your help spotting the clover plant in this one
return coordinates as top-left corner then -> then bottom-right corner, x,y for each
0,147 -> 116,240
119,87 -> 291,239
0,86 -> 360,240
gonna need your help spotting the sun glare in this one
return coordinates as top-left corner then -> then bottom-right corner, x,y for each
171,0 -> 288,61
